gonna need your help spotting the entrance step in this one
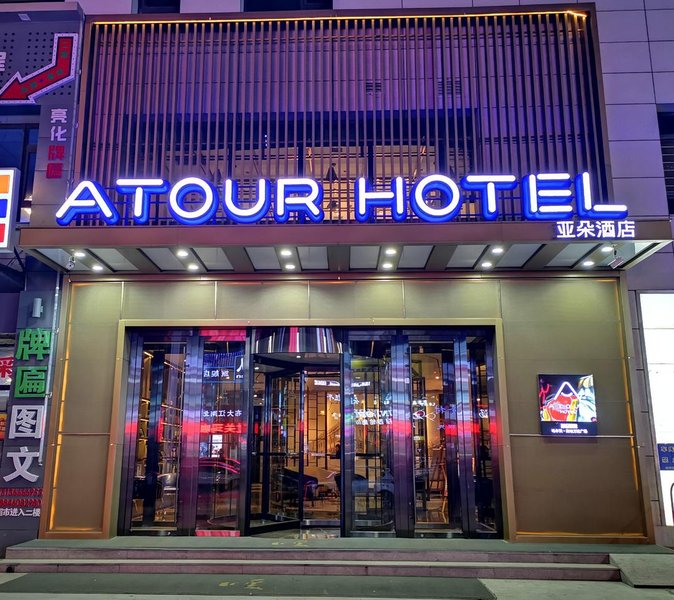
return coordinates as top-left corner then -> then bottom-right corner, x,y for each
0,557 -> 620,580
0,545 -> 622,582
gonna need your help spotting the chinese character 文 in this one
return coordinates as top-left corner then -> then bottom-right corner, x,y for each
14,367 -> 47,398
15,329 -> 52,361
49,109 -> 68,124
8,406 -> 44,439
3,446 -> 39,483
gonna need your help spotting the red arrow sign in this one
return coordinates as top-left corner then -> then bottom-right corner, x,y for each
0,33 -> 78,103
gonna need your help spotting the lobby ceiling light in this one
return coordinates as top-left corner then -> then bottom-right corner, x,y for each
384,248 -> 397,256
601,245 -> 613,253
582,260 -> 595,268
176,249 -> 189,258
284,263 -> 296,270
73,250 -> 86,258
187,263 -> 199,271
381,262 -> 394,270
481,261 -> 493,269
491,247 -> 504,255
280,248 -> 292,257
91,264 -> 103,272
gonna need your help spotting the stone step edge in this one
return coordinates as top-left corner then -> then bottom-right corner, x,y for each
3,549 -> 612,564
0,558 -> 619,569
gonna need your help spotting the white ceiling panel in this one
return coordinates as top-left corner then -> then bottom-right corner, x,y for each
446,245 -> 486,268
193,247 -> 233,270
398,245 -> 433,269
89,248 -> 138,271
497,244 -> 541,268
246,247 -> 281,270
141,248 -> 186,270
298,246 -> 328,270
547,243 -> 597,267
350,246 -> 379,269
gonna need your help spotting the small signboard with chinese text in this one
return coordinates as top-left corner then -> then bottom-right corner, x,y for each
658,444 -> 674,471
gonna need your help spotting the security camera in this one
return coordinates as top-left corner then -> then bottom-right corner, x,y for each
66,255 -> 76,271
609,248 -> 626,269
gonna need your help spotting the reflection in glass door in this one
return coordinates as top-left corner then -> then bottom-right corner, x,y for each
408,335 -> 500,537
347,340 -> 395,533
129,342 -> 186,531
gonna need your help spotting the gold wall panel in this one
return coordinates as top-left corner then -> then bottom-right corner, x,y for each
216,281 -> 310,320
402,279 -> 500,319
122,281 -> 215,320
48,434 -> 109,532
510,436 -> 643,535
308,281 -> 404,320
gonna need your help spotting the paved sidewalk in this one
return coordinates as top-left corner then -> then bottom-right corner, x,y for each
0,574 -> 671,600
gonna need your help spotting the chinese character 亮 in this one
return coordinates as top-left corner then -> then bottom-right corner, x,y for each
49,108 -> 68,124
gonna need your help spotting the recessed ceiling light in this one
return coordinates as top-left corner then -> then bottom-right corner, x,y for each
176,249 -> 189,258
382,262 -> 394,269
280,248 -> 292,257
187,263 -> 199,271
582,260 -> 595,268
254,366 -> 260,371
284,263 -> 296,270
491,247 -> 504,255
91,264 -> 103,272
481,261 -> 493,269
384,248 -> 397,256
296,355 -> 302,359
73,250 -> 86,258
601,246 -> 613,253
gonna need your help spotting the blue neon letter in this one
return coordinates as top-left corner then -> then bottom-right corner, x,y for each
575,172 -> 628,219
222,179 -> 271,224
522,173 -> 574,220
275,178 -> 323,223
115,178 -> 169,225
55,180 -> 119,226
168,177 -> 218,225
410,174 -> 462,222
355,177 -> 406,222
460,175 -> 517,220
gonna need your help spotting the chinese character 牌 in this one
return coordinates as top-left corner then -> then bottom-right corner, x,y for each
15,328 -> 52,361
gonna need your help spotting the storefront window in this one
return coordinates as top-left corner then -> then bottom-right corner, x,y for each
196,342 -> 245,531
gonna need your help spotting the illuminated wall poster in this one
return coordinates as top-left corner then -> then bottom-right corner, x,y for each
538,374 -> 597,436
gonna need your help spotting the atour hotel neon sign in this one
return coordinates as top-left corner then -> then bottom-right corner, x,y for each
55,172 -> 628,227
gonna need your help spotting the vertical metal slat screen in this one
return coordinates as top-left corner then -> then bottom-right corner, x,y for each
77,11 -> 607,227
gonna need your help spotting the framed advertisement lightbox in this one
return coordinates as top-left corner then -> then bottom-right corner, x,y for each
538,374 -> 597,437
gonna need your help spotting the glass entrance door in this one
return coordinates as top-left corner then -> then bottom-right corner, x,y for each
248,358 -> 343,533
408,335 -> 500,537
128,340 -> 186,531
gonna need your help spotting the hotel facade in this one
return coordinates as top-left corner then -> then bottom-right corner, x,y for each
0,0 -> 673,548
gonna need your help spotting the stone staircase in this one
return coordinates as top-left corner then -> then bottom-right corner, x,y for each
0,544 -> 622,581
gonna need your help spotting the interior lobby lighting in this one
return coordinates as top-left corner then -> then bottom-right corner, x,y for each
280,248 -> 292,257
384,248 -> 397,256
73,250 -> 86,258
176,249 -> 189,258
382,262 -> 394,270
601,245 -> 613,253
91,264 -> 103,271
491,247 -> 504,255
481,261 -> 493,269
187,263 -> 199,271
582,260 -> 595,268
284,263 -> 296,270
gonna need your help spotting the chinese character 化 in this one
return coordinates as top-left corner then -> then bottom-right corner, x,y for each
50,125 -> 67,142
